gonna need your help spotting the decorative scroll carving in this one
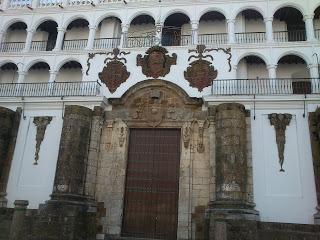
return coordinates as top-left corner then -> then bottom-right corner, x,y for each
183,122 -> 192,148
206,47 -> 232,72
137,46 -> 177,78
269,113 -> 292,172
33,116 -> 52,165
197,120 -> 209,153
86,52 -> 106,75
99,48 -> 130,93
118,126 -> 127,147
184,45 -> 218,92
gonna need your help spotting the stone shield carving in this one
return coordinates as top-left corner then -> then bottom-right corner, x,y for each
98,48 -> 130,93
184,45 -> 218,92
137,46 -> 177,78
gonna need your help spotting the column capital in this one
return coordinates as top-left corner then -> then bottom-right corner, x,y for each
49,70 -> 58,75
57,27 -> 66,32
18,70 -> 27,75
264,17 -> 273,23
121,24 -> 129,32
226,18 -> 235,24
267,64 -> 277,70
26,28 -> 35,34
308,63 -> 318,69
89,25 -> 97,30
303,14 -> 314,21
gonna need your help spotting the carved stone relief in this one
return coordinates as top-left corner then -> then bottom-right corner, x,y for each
184,45 -> 218,92
137,46 -> 177,78
98,48 -> 130,93
33,116 -> 52,165
268,113 -> 292,172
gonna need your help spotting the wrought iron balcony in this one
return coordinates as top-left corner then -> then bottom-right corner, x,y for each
273,30 -> 306,42
161,34 -> 192,46
198,33 -> 228,45
30,41 -> 55,51
94,38 -> 121,50
235,32 -> 266,43
0,81 -> 100,97
0,42 -> 25,52
211,78 -> 319,95
126,36 -> 156,48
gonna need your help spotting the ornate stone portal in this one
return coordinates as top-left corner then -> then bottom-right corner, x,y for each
269,113 -> 292,172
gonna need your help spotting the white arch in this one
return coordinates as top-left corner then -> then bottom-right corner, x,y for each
197,7 -> 227,22
62,14 -> 90,29
161,9 -> 192,24
54,57 -> 84,72
276,51 -> 311,65
232,5 -> 266,19
24,59 -> 51,72
235,52 -> 269,65
32,17 -> 59,31
127,11 -> 156,25
2,18 -> 28,33
94,12 -> 123,27
0,60 -> 19,71
272,2 -> 306,18
312,3 -> 320,16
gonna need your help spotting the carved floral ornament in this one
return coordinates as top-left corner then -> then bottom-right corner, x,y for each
137,46 -> 177,79
269,113 -> 292,172
33,116 -> 52,165
183,120 -> 210,153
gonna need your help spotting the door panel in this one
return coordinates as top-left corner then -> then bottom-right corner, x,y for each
122,128 -> 181,239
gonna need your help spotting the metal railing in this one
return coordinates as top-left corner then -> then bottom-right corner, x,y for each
273,30 -> 306,42
315,29 -> 320,40
0,42 -> 25,52
211,78 -> 319,95
68,0 -> 91,5
162,34 -> 192,46
235,32 -> 266,43
38,0 -> 62,7
8,0 -> 31,8
198,33 -> 228,45
30,41 -> 55,51
62,39 -> 88,51
94,38 -> 120,49
0,81 -> 100,97
126,36 -> 156,48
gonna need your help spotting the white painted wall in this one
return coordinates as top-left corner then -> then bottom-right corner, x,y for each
96,18 -> 121,39
5,30 -> 27,42
56,68 -> 82,82
198,20 -> 227,34
6,108 -> 63,209
236,60 -> 268,79
251,107 -> 317,224
277,63 -> 310,79
65,27 -> 89,40
25,69 -> 50,83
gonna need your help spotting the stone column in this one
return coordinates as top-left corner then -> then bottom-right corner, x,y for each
53,27 -> 66,51
17,71 -> 26,84
9,200 -> 28,240
309,108 -> 320,224
49,70 -> 57,82
309,64 -> 320,93
85,25 -> 97,50
191,21 -> 199,45
304,15 -> 315,42
52,105 -> 93,200
155,23 -> 163,46
267,64 -> 278,93
264,17 -> 274,43
227,19 -> 236,44
23,29 -> 35,52
0,107 -> 21,207
119,24 -> 129,48
0,30 -> 5,46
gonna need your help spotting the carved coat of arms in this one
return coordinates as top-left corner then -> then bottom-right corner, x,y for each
137,46 -> 177,78
184,45 -> 218,92
98,48 -> 130,93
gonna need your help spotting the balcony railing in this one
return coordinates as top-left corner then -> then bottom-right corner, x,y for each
162,34 -> 192,46
38,0 -> 62,7
274,30 -> 306,42
235,32 -> 266,43
0,81 -> 100,97
94,38 -> 120,49
62,39 -> 88,51
315,29 -> 320,40
211,78 -> 319,95
126,36 -> 156,48
0,42 -> 25,52
198,33 -> 228,45
68,0 -> 91,6
8,0 -> 31,8
30,41 -> 55,51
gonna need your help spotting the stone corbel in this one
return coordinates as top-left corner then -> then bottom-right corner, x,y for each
196,120 -> 210,153
33,116 -> 52,165
268,113 -> 292,172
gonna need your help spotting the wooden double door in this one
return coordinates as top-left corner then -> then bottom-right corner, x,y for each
122,128 -> 181,239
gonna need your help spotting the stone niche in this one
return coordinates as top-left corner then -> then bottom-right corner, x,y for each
95,80 -> 214,239
0,107 -> 21,207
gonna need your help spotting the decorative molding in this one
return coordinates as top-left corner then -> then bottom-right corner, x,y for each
184,45 -> 218,92
86,52 -> 106,75
268,113 -> 292,172
137,46 -> 177,78
196,120 -> 209,153
183,122 -> 192,148
33,116 -> 52,165
99,48 -> 131,93
206,47 -> 232,72
118,125 -> 127,147
105,120 -> 114,152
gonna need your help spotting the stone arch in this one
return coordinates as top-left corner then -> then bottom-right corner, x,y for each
55,57 -> 84,72
0,60 -> 18,69
32,17 -> 59,31
236,52 -> 269,65
276,51 -> 310,65
127,11 -> 157,25
272,2 -> 306,17
232,5 -> 266,19
24,59 -> 51,72
95,13 -> 123,27
63,15 -> 90,29
161,9 -> 192,23
2,18 -> 29,32
197,7 -> 227,21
